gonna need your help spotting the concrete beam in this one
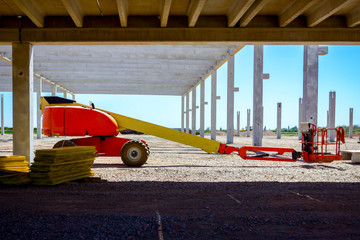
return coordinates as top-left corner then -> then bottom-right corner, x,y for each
116,0 -> 128,27
227,0 -> 255,27
160,0 -> 173,27
200,80 -> 205,137
279,0 -> 317,27
12,42 -> 34,163
349,108 -> 353,138
181,95 -> 184,132
8,0 -> 45,27
61,0 -> 84,27
298,98 -> 303,140
191,88 -> 197,135
186,93 -> 190,133
247,109 -> 250,137
2,28 -> 360,44
302,45 -> 328,126
329,91 -> 336,142
1,94 -> 4,135
253,45 -> 267,146
308,0 -> 353,27
347,7 -> 360,27
227,54 -> 235,144
240,0 -> 271,27
211,71 -> 218,140
277,102 -> 281,139
36,77 -> 42,139
187,0 -> 207,27
236,111 -> 240,137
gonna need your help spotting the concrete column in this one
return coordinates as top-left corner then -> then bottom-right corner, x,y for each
72,94 -> 75,101
181,96 -> 184,132
329,91 -> 336,142
327,110 -> 329,128
227,55 -> 239,144
302,45 -> 328,125
191,88 -> 197,135
277,102 -> 281,139
64,91 -> 67,99
200,80 -> 205,137
12,42 -> 34,163
51,84 -> 57,96
36,77 -> 42,139
349,108 -> 353,138
211,71 -> 220,140
298,98 -> 303,140
236,111 -> 240,136
253,45 -> 269,146
1,94 -> 4,135
186,93 -> 190,133
247,109 -> 250,137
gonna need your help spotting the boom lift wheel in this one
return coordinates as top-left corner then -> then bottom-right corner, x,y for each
53,140 -> 77,148
121,140 -> 149,167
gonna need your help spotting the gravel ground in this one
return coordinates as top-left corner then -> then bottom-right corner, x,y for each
1,133 -> 360,239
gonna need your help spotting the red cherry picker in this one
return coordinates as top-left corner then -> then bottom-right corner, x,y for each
41,97 -> 345,167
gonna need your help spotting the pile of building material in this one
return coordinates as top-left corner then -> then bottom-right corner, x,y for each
0,156 -> 31,185
30,146 -> 96,185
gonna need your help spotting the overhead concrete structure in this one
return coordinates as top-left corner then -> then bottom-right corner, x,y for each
302,45 -> 328,126
0,1 -> 360,44
329,91 -> 336,142
349,108 -> 354,138
277,102 -> 281,139
253,45 -> 269,147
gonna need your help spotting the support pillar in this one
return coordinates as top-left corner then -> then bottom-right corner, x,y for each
247,109 -> 250,137
253,45 -> 269,146
72,94 -> 75,101
200,80 -> 205,137
186,93 -> 190,133
191,88 -> 197,135
349,108 -> 353,138
181,96 -> 184,132
227,55 -> 238,144
51,84 -> 57,96
236,111 -> 240,136
12,42 -> 34,163
302,45 -> 328,125
64,91 -> 67,99
329,91 -> 336,142
298,98 -> 303,140
1,94 -> 4,135
277,102 -> 281,139
36,77 -> 42,139
211,71 -> 220,140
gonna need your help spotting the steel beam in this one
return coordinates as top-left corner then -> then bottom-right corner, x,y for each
12,42 -> 34,162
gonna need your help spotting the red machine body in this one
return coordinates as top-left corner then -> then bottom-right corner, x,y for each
42,106 -> 148,161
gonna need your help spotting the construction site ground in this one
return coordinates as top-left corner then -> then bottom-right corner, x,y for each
1,133 -> 360,239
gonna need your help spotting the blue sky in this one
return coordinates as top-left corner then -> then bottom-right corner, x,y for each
1,45 -> 359,130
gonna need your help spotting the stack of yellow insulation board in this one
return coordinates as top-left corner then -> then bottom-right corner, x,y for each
0,156 -> 31,185
30,146 -> 96,185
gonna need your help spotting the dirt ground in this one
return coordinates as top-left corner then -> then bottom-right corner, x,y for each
0,133 -> 360,239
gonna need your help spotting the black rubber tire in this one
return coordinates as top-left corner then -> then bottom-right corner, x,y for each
53,140 -> 77,148
120,140 -> 149,167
